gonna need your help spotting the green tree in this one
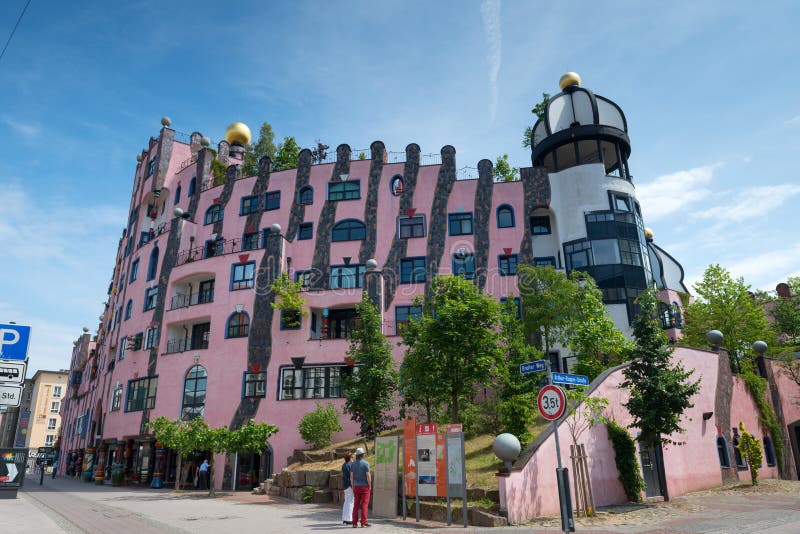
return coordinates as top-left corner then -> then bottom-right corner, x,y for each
342,292 -> 399,450
771,294 -> 800,344
522,92 -> 551,148
565,389 -> 609,448
518,264 -> 579,357
311,140 -> 330,164
494,154 -> 519,182
298,402 -> 342,449
736,421 -> 763,485
682,264 -> 773,366
270,272 -> 308,328
273,136 -> 301,171
621,290 -> 701,446
148,417 -> 193,491
243,122 -> 277,176
401,275 -> 503,423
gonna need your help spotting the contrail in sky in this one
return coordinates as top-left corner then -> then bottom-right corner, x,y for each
481,0 -> 502,123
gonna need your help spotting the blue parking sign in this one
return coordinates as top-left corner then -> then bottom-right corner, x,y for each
0,324 -> 31,361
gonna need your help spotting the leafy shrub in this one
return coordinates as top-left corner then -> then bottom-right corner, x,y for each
211,159 -> 227,185
298,402 -> 342,450
606,420 -> 645,502
736,421 -> 763,485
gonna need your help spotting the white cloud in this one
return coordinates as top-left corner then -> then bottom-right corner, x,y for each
636,163 -> 721,221
2,116 -> 41,139
481,0 -> 502,124
724,244 -> 800,292
692,184 -> 800,223
785,115 -> 800,126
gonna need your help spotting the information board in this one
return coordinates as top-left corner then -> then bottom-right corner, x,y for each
0,449 -> 27,490
372,436 -> 398,518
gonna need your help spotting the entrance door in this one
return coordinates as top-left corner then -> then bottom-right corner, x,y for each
639,441 -> 664,498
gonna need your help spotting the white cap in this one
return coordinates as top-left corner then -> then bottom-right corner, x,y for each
355,447 -> 365,455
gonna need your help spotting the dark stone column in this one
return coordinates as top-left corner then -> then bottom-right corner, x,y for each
154,128 -> 175,192
424,146 -> 457,291
714,349 -> 739,484
518,166 -> 551,265
310,148 -> 350,289
474,159 -> 494,292
358,141 -> 385,264
382,143 -> 420,311
764,359 -> 797,479
242,157 -> 272,238
211,164 -> 241,236
285,149 -> 317,240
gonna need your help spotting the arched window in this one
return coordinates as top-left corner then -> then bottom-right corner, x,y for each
146,245 -> 159,281
181,365 -> 207,421
331,219 -> 366,242
226,312 -> 250,338
732,435 -> 747,469
174,185 -> 181,205
124,299 -> 133,320
204,204 -> 224,225
188,177 -> 196,197
658,301 -> 671,329
763,436 -> 776,466
717,436 -> 731,467
298,186 -> 314,205
496,204 -> 515,228
390,175 -> 403,196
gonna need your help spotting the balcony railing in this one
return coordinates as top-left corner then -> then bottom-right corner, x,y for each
164,335 -> 210,354
176,237 -> 266,266
170,289 -> 214,310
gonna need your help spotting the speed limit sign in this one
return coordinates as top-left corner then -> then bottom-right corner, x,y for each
537,385 -> 566,420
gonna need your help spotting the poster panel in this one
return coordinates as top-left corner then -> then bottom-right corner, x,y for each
373,436 -> 398,518
435,432 -> 446,497
446,432 -> 465,496
416,432 -> 437,496
0,449 -> 27,490
403,418 -> 416,497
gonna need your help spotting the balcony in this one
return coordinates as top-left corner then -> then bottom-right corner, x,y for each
170,288 -> 214,310
165,336 -> 209,354
164,321 -> 211,354
176,237 -> 257,266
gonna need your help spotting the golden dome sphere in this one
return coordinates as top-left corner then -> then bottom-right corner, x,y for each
644,227 -> 654,239
225,122 -> 252,145
559,72 -> 582,90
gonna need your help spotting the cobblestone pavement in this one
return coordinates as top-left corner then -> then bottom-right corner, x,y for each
6,475 -> 800,533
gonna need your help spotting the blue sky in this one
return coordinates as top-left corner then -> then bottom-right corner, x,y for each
1,0 -> 798,375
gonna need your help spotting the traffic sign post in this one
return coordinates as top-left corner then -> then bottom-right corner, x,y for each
0,360 -> 26,385
520,359 -> 547,374
0,324 -> 32,361
543,362 -> 574,533
551,372 -> 589,387
0,384 -> 23,408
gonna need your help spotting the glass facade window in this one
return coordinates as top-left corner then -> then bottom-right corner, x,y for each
452,253 -> 476,279
565,241 -> 592,270
530,216 -> 551,235
448,212 -> 473,236
243,372 -> 266,398
329,265 -> 365,289
328,181 -> 360,201
181,365 -> 207,421
231,262 -> 256,290
400,257 -> 426,284
125,376 -> 158,412
399,215 -> 426,238
240,195 -> 259,215
279,366 -> 344,400
297,222 -> 313,240
591,239 -> 621,265
395,305 -> 422,334
265,191 -> 281,211
332,220 -> 366,241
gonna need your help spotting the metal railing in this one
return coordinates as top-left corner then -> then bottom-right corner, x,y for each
456,166 -> 478,180
420,153 -> 441,166
176,237 -> 261,266
170,289 -> 214,310
177,154 -> 197,172
165,335 -> 209,354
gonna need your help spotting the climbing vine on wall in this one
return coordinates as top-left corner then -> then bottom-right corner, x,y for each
606,420 -> 645,502
741,369 -> 784,471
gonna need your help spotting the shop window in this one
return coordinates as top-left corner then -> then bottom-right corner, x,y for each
265,191 -> 281,211
390,175 -> 404,196
231,261 -> 256,290
328,181 -> 360,201
297,222 -> 313,240
226,312 -> 250,338
497,205 -> 515,228
448,212 -> 473,236
329,265 -> 365,289
279,366 -> 344,400
530,215 -> 551,235
452,253 -> 476,279
240,195 -> 259,215
243,371 -> 266,398
332,219 -> 366,242
147,245 -> 159,281
399,215 -> 426,238
395,305 -> 422,334
125,376 -> 158,412
400,257 -> 426,284
181,365 -> 207,421
204,204 -> 224,225
498,254 -> 519,276
298,185 -> 314,205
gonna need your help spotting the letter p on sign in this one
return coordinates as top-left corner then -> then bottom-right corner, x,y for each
0,324 -> 31,361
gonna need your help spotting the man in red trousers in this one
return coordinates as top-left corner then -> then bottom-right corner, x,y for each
350,447 -> 371,528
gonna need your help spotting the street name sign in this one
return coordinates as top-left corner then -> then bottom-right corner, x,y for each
537,385 -> 567,421
551,372 -> 589,387
0,360 -> 26,385
0,324 -> 31,361
520,360 -> 547,374
0,384 -> 23,407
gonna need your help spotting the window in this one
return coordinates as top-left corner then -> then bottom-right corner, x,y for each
181,365 -> 207,421
565,240 -> 591,270
297,222 -> 313,240
533,256 -> 556,267
188,177 -> 196,197
329,265 -> 365,289
279,366 -> 344,400
50,401 -> 60,413
298,185 -> 314,205
52,386 -> 62,398
498,254 -> 519,276
500,297 -> 522,319
530,215 -> 551,235
174,185 -> 181,205
205,238 -> 224,258
400,257 -> 426,284
125,299 -> 133,320
390,175 -> 404,196
144,287 -> 159,311
328,180 -> 360,201
732,429 -> 747,470
226,312 -> 250,338
395,305 -> 422,334
497,205 -> 515,228
280,309 -> 302,330
144,326 -> 159,349
327,308 -> 357,339
591,239 -> 621,265
110,386 -> 122,411
204,204 -> 224,225
240,195 -> 259,215
146,158 -> 157,177
243,371 -> 266,398
231,261 -> 256,290
147,246 -> 159,281
619,239 -> 642,266
448,212 -> 473,236
118,338 -> 126,360
242,232 -> 261,251
763,436 -> 776,467
125,376 -> 158,412
130,259 -> 139,282
295,270 -> 313,289
399,215 -> 426,238
610,192 -> 632,212
452,253 -> 476,279
332,219 -> 366,242
47,418 -> 57,430
44,435 -> 55,447
265,191 -> 281,210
